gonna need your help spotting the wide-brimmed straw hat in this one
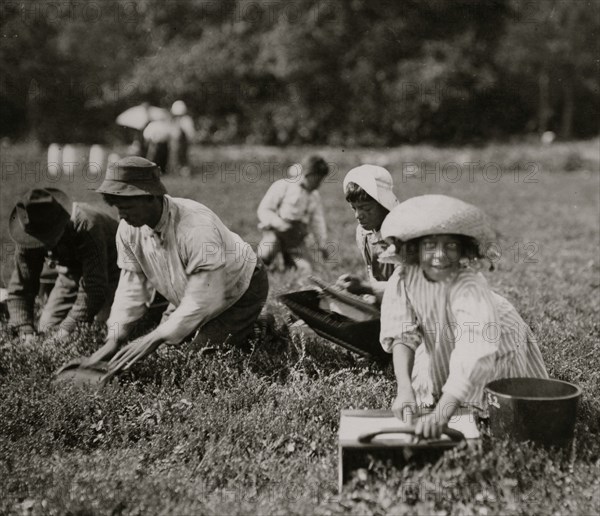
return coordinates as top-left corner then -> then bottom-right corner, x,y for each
96,156 -> 167,196
343,164 -> 399,212
380,194 -> 496,245
9,188 -> 73,248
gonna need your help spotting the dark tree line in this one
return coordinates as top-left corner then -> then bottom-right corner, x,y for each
1,0 -> 598,145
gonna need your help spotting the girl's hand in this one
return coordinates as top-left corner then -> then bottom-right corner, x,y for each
391,385 -> 417,423
414,411 -> 449,439
335,274 -> 371,295
414,393 -> 460,439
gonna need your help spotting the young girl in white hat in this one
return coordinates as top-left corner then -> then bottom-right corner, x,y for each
378,195 -> 548,438
336,164 -> 400,302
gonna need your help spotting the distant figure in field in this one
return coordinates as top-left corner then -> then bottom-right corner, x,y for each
336,164 -> 400,303
84,157 -> 269,369
6,188 -> 119,342
257,155 -> 330,273
143,119 -> 172,174
170,100 -> 195,177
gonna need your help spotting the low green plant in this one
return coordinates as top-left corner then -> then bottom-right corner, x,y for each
0,142 -> 598,515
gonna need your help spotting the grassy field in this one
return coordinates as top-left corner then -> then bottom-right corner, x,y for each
0,140 -> 599,515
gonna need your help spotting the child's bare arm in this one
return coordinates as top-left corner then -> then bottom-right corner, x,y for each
392,342 -> 414,387
391,344 -> 416,421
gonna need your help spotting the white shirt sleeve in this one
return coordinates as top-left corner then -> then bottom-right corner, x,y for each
257,180 -> 287,229
380,270 -> 422,353
105,269 -> 152,343
180,116 -> 195,140
116,222 -> 143,273
443,272 -> 500,402
154,268 -> 228,344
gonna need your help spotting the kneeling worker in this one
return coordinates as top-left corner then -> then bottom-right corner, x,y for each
7,188 -> 119,341
86,157 -> 269,369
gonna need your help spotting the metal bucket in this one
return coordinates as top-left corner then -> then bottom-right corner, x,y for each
484,377 -> 581,447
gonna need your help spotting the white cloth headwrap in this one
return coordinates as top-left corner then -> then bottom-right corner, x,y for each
343,164 -> 399,212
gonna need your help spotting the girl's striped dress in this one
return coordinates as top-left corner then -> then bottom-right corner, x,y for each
380,265 -> 548,407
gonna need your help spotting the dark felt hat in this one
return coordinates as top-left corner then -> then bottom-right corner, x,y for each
96,156 -> 167,196
9,188 -> 73,248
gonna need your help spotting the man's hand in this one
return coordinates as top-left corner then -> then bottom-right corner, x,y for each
82,337 -> 120,367
391,385 -> 417,423
108,333 -> 163,373
20,332 -> 36,345
50,325 -> 71,342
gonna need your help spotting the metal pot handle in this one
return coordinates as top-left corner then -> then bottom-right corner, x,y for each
358,426 -> 464,444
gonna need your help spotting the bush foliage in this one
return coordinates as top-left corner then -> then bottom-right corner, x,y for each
1,0 -> 599,145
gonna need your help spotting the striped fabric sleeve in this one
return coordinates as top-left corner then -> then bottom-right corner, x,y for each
60,224 -> 110,329
6,246 -> 45,331
380,270 -> 422,353
444,272 -> 500,402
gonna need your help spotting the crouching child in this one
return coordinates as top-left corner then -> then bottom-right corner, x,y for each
378,195 -> 548,438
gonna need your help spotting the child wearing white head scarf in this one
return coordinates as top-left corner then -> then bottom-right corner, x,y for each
336,165 -> 399,302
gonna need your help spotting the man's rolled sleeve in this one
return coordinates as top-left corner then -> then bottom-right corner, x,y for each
6,247 -> 45,330
116,223 -> 143,273
154,269 -> 227,344
106,269 -> 153,343
106,225 -> 149,342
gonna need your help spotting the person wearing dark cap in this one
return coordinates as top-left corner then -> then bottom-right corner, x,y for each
256,154 -> 330,273
7,188 -> 120,341
84,156 -> 269,371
